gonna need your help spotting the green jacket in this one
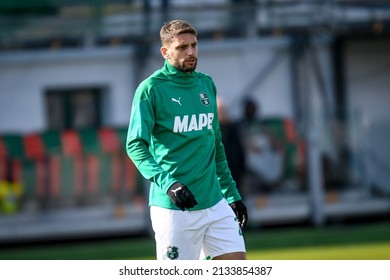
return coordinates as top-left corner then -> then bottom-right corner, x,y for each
126,60 -> 241,210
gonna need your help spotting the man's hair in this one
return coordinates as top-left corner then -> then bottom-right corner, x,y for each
160,19 -> 197,46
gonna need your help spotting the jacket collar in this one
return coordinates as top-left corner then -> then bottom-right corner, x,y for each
163,60 -> 197,82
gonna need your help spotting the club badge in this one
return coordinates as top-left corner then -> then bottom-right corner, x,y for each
167,246 -> 179,260
199,92 -> 210,106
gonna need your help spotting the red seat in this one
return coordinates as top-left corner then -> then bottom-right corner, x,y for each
98,128 -> 120,154
22,134 -> 49,199
0,137 -> 6,159
61,130 -> 83,157
23,134 -> 46,160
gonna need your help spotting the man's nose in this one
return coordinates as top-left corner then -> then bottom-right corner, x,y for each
187,47 -> 196,55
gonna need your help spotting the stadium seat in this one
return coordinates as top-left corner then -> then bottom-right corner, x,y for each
0,137 -> 6,160
61,130 -> 83,157
98,127 -> 120,154
23,134 -> 46,160
0,135 -> 24,189
41,130 -> 62,155
60,130 -> 84,201
39,130 -> 62,201
78,128 -> 100,155
22,133 -> 48,200
0,137 -> 7,180
115,127 -> 140,197
98,127 -> 122,193
78,128 -> 116,199
1,134 -> 25,159
0,156 -> 23,214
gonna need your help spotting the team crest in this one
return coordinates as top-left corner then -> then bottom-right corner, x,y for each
199,92 -> 210,106
167,246 -> 179,260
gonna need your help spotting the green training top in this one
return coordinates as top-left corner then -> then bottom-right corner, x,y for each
126,60 -> 241,210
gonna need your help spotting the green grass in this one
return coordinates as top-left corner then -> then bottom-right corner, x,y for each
247,242 -> 390,260
1,222 -> 389,260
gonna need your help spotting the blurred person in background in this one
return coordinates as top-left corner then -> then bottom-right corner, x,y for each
238,98 -> 284,194
217,97 -> 246,197
126,19 -> 247,260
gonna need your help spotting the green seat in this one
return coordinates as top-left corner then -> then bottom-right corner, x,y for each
20,159 -> 39,200
115,127 -> 128,152
41,130 -> 62,155
78,128 -> 101,155
1,134 -> 25,159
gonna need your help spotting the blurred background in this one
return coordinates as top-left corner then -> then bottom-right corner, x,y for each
0,0 -> 389,252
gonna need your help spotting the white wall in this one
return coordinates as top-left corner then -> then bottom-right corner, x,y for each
0,48 -> 134,134
0,36 -> 353,138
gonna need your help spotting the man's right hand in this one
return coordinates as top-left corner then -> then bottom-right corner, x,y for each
167,182 -> 198,211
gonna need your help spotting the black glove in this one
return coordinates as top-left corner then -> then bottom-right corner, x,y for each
229,200 -> 248,229
167,182 -> 198,211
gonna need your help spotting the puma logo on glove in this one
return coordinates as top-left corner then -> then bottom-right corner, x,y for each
167,182 -> 198,211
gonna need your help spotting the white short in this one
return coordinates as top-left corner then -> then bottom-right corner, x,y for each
150,198 -> 246,260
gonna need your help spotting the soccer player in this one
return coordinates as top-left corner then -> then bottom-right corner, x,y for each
126,19 -> 247,260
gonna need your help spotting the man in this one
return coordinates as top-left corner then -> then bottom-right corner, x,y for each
238,98 -> 284,194
126,19 -> 247,260
217,97 -> 246,197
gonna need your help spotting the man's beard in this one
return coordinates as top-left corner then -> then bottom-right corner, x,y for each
178,58 -> 197,73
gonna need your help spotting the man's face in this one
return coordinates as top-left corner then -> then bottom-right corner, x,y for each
161,33 -> 198,73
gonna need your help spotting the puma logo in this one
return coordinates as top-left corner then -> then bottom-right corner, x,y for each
171,186 -> 182,196
171,97 -> 182,106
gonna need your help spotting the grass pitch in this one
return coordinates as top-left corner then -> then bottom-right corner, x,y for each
1,222 -> 389,260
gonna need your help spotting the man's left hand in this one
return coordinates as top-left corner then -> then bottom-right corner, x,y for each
229,200 -> 248,229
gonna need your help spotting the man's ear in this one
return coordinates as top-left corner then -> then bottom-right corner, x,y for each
160,46 -> 169,59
